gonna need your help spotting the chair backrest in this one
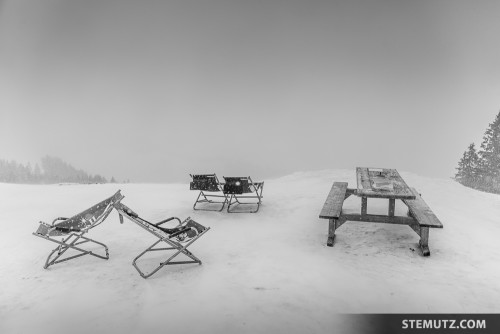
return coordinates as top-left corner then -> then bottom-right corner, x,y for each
223,177 -> 252,194
190,174 -> 221,192
114,202 -> 167,238
114,202 -> 204,243
53,190 -> 124,231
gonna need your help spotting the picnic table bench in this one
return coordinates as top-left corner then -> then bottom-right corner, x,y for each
319,168 -> 443,256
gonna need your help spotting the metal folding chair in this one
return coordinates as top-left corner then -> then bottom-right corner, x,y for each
33,190 -> 124,269
190,173 -> 228,211
223,176 -> 264,213
114,202 -> 210,278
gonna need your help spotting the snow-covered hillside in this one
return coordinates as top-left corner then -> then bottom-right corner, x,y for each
1,169 -> 499,334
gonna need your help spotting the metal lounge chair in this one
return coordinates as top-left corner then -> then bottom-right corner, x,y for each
114,202 -> 210,278
33,190 -> 124,269
190,173 -> 228,211
223,176 -> 264,213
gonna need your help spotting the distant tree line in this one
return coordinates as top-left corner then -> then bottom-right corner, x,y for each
455,111 -> 500,193
0,155 -> 119,184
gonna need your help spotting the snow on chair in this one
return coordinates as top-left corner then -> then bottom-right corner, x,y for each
190,173 -> 228,211
114,202 -> 210,278
33,190 -> 124,269
223,176 -> 264,213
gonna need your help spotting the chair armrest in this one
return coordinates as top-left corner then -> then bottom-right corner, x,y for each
51,217 -> 68,225
155,217 -> 182,226
252,181 -> 264,192
54,226 -> 81,233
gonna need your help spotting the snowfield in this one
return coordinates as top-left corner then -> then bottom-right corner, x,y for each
1,169 -> 500,334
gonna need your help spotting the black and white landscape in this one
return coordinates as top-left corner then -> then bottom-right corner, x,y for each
1,1 -> 500,333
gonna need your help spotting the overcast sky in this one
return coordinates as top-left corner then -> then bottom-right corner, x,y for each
1,0 -> 499,182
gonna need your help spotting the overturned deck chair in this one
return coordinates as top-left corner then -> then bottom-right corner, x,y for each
33,190 -> 124,269
114,202 -> 210,278
223,176 -> 264,213
190,173 -> 228,211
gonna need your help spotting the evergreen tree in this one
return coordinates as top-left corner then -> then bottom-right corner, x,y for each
25,162 -> 33,182
1,156 -> 109,184
456,143 -> 480,188
478,111 -> 500,191
456,110 -> 500,193
33,163 -> 42,183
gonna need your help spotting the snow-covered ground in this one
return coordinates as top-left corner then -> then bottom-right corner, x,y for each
1,169 -> 500,334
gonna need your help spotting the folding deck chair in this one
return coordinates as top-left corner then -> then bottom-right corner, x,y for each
114,202 -> 210,278
223,176 -> 264,213
33,190 -> 124,269
190,173 -> 228,211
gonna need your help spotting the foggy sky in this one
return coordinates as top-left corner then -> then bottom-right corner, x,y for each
1,0 -> 500,182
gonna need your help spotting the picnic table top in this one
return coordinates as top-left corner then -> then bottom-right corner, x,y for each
356,167 -> 416,200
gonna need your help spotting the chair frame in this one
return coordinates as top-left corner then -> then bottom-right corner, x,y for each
223,176 -> 264,213
33,191 -> 124,269
114,202 -> 210,279
190,173 -> 228,211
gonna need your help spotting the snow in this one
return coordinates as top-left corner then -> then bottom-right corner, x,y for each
1,169 -> 500,334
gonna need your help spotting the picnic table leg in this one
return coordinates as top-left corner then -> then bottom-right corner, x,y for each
361,197 -> 367,215
388,199 -> 395,217
327,218 -> 336,247
419,227 -> 430,256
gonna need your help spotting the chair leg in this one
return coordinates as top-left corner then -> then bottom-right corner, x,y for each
132,229 -> 209,279
132,239 -> 166,278
226,194 -> 234,212
36,232 -> 110,269
193,191 -> 227,212
192,191 -> 203,210
77,235 -> 110,259
254,189 -> 263,213
226,194 -> 261,213
44,234 -> 84,269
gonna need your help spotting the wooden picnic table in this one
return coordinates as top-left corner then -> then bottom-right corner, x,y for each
319,167 -> 443,256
